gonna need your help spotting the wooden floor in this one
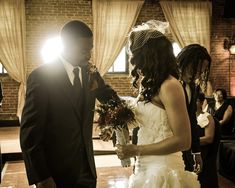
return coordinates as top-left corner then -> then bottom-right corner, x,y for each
0,159 -> 132,188
0,127 -> 235,188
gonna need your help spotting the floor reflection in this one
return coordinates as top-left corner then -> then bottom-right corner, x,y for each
0,127 -> 235,188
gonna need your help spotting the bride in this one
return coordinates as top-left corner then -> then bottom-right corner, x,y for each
115,21 -> 200,188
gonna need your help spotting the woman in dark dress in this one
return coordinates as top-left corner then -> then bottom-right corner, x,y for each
196,92 -> 220,188
206,88 -> 233,137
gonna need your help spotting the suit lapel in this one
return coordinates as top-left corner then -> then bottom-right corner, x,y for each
81,66 -> 89,95
81,66 -> 91,110
81,66 -> 95,121
54,60 -> 82,121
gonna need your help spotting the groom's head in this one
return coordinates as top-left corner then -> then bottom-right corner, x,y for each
60,20 -> 93,67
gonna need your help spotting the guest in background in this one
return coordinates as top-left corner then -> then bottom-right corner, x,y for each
205,88 -> 234,137
177,44 -> 211,173
196,92 -> 220,188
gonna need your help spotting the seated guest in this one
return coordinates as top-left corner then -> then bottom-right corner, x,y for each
196,92 -> 220,188
204,88 -> 234,136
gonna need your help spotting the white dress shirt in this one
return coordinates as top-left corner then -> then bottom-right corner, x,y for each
59,56 -> 83,86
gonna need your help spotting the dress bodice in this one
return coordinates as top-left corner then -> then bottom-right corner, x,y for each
132,101 -> 185,170
127,100 -> 200,188
134,101 -> 173,145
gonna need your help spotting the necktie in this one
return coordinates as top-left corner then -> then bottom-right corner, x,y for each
73,68 -> 82,96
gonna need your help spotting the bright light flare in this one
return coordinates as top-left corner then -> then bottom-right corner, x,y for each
41,36 -> 63,63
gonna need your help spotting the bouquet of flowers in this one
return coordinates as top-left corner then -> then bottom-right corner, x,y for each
87,62 -> 98,76
95,98 -> 135,167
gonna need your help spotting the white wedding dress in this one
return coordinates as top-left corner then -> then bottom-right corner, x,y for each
128,101 -> 200,188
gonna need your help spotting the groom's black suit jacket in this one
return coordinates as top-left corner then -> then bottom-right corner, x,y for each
20,59 -> 119,185
182,82 -> 201,171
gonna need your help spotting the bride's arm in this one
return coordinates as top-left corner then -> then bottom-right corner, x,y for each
137,78 -> 191,156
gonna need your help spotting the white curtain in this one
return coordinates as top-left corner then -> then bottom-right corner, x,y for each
0,0 -> 27,119
160,1 -> 212,52
92,0 -> 144,76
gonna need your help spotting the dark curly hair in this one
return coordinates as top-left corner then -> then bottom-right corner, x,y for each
177,44 -> 211,88
129,36 -> 179,103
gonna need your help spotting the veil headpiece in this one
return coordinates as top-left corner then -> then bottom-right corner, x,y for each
127,20 -> 169,53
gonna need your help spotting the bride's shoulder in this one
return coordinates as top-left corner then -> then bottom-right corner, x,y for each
158,75 -> 187,107
160,75 -> 182,93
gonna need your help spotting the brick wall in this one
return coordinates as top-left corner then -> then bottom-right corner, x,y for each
0,76 -> 19,120
25,0 -> 92,73
210,0 -> 235,96
1,0 -> 235,119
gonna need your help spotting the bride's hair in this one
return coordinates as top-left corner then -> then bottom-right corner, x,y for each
129,35 -> 179,103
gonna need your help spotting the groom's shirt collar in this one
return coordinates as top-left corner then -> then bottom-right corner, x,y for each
59,55 -> 82,86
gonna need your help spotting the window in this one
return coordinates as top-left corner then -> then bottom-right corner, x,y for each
108,47 -> 129,74
172,42 -> 181,57
0,63 -> 7,74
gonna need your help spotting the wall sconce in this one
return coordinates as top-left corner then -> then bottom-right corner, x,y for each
229,44 -> 235,54
224,34 -> 235,55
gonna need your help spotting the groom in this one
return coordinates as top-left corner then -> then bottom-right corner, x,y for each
20,20 -> 120,188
